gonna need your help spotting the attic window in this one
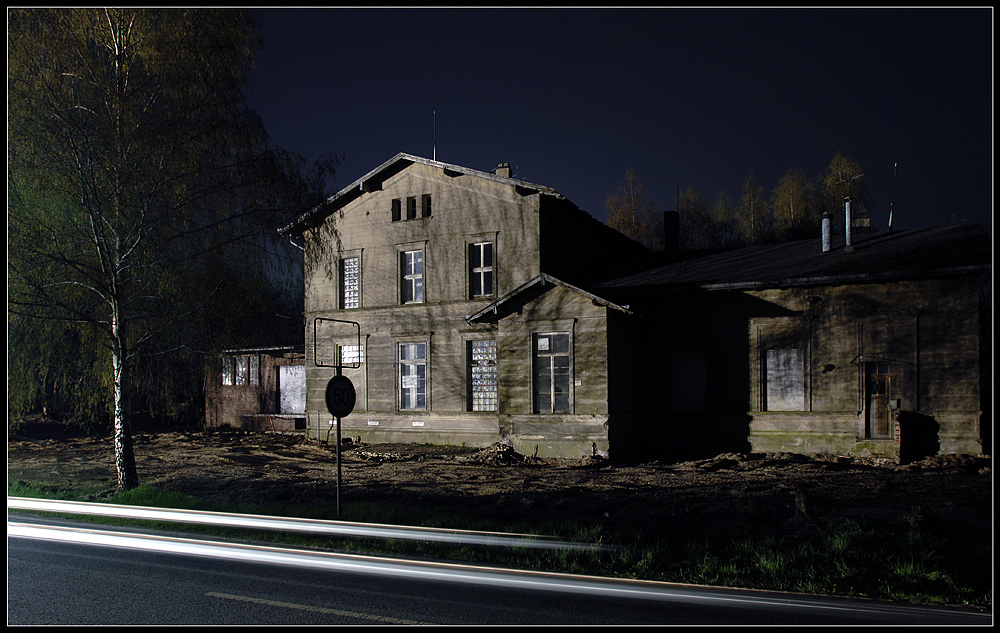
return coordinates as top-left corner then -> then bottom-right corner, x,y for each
391,195 -> 431,222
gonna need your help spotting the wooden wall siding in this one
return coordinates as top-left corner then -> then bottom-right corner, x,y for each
295,160 -> 645,456
304,162 -> 542,314
495,285 -> 610,417
745,276 -> 985,456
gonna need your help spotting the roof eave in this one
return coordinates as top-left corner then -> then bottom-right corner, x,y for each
279,152 -> 563,236
466,273 -> 632,324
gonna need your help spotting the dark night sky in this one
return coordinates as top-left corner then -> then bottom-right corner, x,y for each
245,7 -> 993,236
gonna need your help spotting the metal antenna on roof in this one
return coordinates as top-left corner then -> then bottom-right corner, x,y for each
433,110 -> 437,161
888,162 -> 897,232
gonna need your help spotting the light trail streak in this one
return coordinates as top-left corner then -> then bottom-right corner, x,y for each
7,496 -> 605,551
8,520 -> 990,625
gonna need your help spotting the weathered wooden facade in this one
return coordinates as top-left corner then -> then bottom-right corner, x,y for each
279,153 -> 653,458
205,346 -> 307,432
599,222 -> 992,462
279,152 -> 990,462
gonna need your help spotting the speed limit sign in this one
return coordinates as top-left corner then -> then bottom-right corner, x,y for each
325,375 -> 356,418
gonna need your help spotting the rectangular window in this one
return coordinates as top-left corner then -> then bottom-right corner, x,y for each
765,349 -> 804,411
340,344 -> 365,367
248,355 -> 259,386
533,333 -> 571,414
341,257 -> 360,309
235,356 -> 248,385
401,250 -> 424,304
469,242 -> 494,298
468,340 -> 498,412
391,199 -> 401,222
421,194 -> 432,218
406,196 -> 417,220
399,342 -> 427,410
221,357 -> 234,385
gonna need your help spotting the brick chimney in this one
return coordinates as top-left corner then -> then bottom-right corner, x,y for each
494,163 -> 512,178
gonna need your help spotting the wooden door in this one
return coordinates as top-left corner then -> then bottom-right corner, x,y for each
866,362 -> 892,438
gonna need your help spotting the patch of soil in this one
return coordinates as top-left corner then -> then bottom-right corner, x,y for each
8,420 -> 992,569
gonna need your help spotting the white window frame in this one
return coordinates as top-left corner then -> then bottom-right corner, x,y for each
398,341 -> 428,411
469,241 -> 495,298
401,248 -> 425,304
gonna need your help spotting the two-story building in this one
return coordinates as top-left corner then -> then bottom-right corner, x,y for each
279,153 -> 654,458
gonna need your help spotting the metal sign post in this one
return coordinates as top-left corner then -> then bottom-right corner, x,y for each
325,368 -> 356,517
315,318 -> 360,519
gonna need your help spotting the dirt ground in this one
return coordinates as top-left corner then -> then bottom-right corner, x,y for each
7,420 -> 993,559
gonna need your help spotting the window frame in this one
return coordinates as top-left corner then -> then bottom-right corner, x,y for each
466,338 -> 498,412
532,331 -> 573,414
468,241 -> 495,299
421,194 -> 432,218
399,245 -> 426,305
339,255 -> 362,310
397,340 -> 429,411
391,198 -> 401,222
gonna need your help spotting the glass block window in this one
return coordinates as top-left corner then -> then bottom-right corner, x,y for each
468,339 -> 498,412
399,342 -> 427,410
341,257 -> 360,309
340,344 -> 364,366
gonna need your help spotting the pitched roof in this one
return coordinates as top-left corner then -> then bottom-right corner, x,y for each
599,223 -> 991,291
466,274 -> 631,324
279,152 -> 563,236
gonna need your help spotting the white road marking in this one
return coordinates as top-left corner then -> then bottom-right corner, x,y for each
204,591 -> 425,624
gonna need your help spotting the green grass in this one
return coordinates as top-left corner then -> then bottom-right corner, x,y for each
8,480 -> 991,609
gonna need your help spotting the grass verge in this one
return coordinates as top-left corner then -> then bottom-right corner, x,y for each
8,480 -> 990,609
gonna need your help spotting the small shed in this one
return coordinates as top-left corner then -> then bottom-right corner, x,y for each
205,346 -> 306,431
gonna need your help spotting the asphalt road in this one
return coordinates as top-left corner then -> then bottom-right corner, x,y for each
7,513 -> 991,626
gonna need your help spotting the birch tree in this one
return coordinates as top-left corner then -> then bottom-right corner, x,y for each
605,168 -> 663,251
736,171 -> 769,245
770,168 -> 819,241
8,9 -> 326,490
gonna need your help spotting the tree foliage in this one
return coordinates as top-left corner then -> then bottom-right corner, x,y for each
626,152 -> 873,250
736,171 -> 769,246
8,8 -> 330,489
820,152 -> 871,232
770,168 -> 819,240
605,168 -> 664,251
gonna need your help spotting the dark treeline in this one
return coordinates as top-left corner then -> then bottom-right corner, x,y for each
607,152 -> 871,251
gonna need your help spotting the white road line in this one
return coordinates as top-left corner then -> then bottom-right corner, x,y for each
203,591 -> 426,625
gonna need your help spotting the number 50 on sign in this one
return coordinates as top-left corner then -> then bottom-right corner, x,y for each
325,375 -> 356,418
